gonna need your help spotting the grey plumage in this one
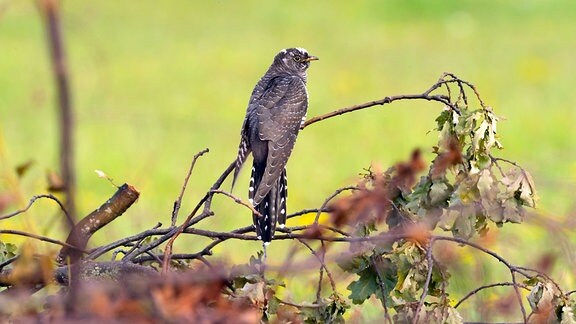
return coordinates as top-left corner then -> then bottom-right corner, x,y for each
233,48 -> 318,243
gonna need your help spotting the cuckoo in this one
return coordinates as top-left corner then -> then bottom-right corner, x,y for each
232,48 -> 318,244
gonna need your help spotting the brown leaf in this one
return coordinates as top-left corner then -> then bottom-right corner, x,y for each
273,304 -> 302,324
404,223 -> 431,246
431,136 -> 462,179
329,150 -> 426,229
15,160 -> 35,178
302,223 -> 325,239
391,149 -> 426,194
329,186 -> 390,229
46,170 -> 65,192
534,253 -> 556,274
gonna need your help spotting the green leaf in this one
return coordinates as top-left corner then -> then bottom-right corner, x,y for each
336,254 -> 370,274
302,293 -> 349,324
435,109 -> 451,131
347,259 -> 395,306
477,153 -> 491,170
406,176 -> 432,212
347,268 -> 379,304
0,240 -> 17,264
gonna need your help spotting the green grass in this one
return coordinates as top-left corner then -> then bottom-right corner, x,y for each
1,0 -> 575,321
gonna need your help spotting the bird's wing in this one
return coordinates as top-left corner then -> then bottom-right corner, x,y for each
252,75 -> 308,204
232,77 -> 271,189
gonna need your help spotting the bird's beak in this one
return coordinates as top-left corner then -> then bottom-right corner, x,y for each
305,55 -> 319,62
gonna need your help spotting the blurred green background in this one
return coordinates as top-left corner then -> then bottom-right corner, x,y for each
1,0 -> 575,320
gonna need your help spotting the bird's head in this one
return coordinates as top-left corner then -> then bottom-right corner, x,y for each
274,48 -> 319,74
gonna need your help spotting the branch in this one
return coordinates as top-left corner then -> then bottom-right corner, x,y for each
433,236 -> 529,321
296,239 -> 336,293
122,161 -> 235,262
210,189 -> 262,217
39,0 -> 76,224
0,229 -> 86,252
302,74 -> 465,130
313,186 -> 358,224
454,282 -> 529,309
413,238 -> 435,324
171,148 -> 209,226
370,255 -> 392,324
57,183 -> 140,264
0,194 -> 68,221
87,227 -> 168,260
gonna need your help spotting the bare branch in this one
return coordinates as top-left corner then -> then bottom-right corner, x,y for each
0,229 -> 87,252
124,161 -> 235,263
370,255 -> 392,324
454,282 -> 529,309
314,185 -> 358,224
413,238 -> 435,324
0,255 -> 19,271
296,238 -> 336,293
210,189 -> 262,217
171,148 -> 209,226
301,73 -> 472,130
38,0 -> 76,224
0,194 -> 68,221
57,183 -> 140,264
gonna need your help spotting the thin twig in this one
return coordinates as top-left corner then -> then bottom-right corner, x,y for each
0,194 -> 69,221
87,227 -> 168,260
314,186 -> 358,224
510,270 -> 527,322
210,189 -> 262,217
126,160 -> 235,263
0,229 -> 87,252
171,148 -> 209,226
0,255 -> 19,270
296,238 -> 336,292
302,74 -> 468,130
277,298 -> 323,309
433,236 -> 529,322
454,282 -> 529,309
315,241 -> 326,302
413,238 -> 435,324
370,255 -> 392,323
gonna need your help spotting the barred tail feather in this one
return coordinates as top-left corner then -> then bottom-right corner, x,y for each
232,136 -> 250,190
278,168 -> 287,228
255,187 -> 277,243
251,163 -> 285,243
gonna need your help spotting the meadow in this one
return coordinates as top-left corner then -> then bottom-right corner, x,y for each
1,0 -> 575,321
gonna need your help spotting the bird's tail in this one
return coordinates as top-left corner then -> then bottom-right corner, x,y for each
231,135 -> 250,191
251,166 -> 287,243
278,168 -> 287,228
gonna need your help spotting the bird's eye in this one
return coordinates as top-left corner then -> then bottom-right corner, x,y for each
293,55 -> 302,62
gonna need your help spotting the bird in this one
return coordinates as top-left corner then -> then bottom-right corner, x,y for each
232,48 -> 318,244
